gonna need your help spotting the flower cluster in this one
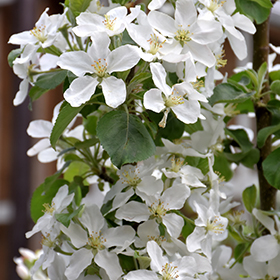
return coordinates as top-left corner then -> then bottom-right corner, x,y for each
8,0 -> 280,280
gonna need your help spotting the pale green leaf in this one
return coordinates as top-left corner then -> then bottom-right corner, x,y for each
96,111 -> 156,168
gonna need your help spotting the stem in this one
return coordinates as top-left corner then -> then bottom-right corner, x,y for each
253,12 -> 277,211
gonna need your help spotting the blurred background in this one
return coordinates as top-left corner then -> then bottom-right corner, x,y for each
0,0 -> 279,279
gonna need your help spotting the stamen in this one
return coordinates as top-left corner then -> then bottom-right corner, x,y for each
147,33 -> 165,55
91,58 -> 108,77
102,14 -> 117,31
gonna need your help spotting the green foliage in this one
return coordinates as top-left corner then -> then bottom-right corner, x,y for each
55,204 -> 84,228
64,0 -> 92,17
50,102 -> 84,148
147,110 -> 185,146
35,70 -> 68,90
30,163 -> 70,222
208,83 -> 254,106
63,161 -> 90,182
242,185 -> 257,213
96,111 -> 156,168
271,80 -> 280,95
235,0 -> 272,24
263,147 -> 280,189
257,123 -> 280,148
213,152 -> 233,181
224,128 -> 260,168
29,86 -> 49,102
7,48 -> 22,67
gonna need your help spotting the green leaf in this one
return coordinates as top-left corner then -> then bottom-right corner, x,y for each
257,62 -> 268,90
242,185 -> 257,213
234,243 -> 248,263
35,70 -> 68,90
257,122 -> 280,148
224,128 -> 260,168
84,115 -> 98,135
271,80 -> 280,95
30,178 -> 69,223
185,156 -> 209,175
28,86 -> 49,102
235,0 -> 271,24
181,218 -> 195,239
263,147 -> 280,189
270,70 -> 280,82
7,48 -> 22,67
30,162 -> 71,222
66,0 -> 92,17
147,110 -> 185,146
251,0 -> 273,8
63,161 -> 90,182
213,152 -> 233,181
96,111 -> 156,168
55,204 -> 84,228
50,102 -> 84,148
208,83 -> 254,106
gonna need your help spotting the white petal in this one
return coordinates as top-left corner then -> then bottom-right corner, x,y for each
103,225 -> 135,248
250,235 -> 279,262
252,208 -> 277,235
38,148 -> 59,163
124,270 -> 157,280
150,62 -> 172,96
80,204 -> 104,233
226,31 -> 247,61
175,0 -> 196,27
161,184 -> 190,209
88,32 -> 110,60
172,100 -> 200,124
186,227 -> 206,252
64,76 -> 99,107
243,255 -> 267,279
148,0 -> 166,10
107,45 -> 140,73
232,13 -> 256,34
95,250 -> 123,280
184,41 -> 216,67
143,89 -> 165,113
147,240 -> 167,272
148,11 -> 177,37
27,120 -> 53,138
65,248 -> 94,280
27,138 -> 50,157
115,201 -> 150,222
57,51 -> 93,77
60,223 -> 87,248
13,79 -> 29,106
101,76 -> 126,108
163,213 -> 184,238
74,12 -> 104,37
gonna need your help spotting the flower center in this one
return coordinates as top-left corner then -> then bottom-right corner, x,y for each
30,26 -> 47,43
87,231 -> 106,251
160,263 -> 179,280
170,156 -> 184,173
207,0 -> 225,13
174,27 -> 192,47
92,58 -> 108,78
102,14 -> 117,31
41,233 -> 55,248
149,199 -> 169,222
215,49 -> 227,68
120,169 -> 142,187
207,216 -> 226,235
147,34 -> 165,55
165,91 -> 185,108
42,202 -> 55,215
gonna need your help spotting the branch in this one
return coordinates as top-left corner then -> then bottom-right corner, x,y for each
253,14 -> 277,211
